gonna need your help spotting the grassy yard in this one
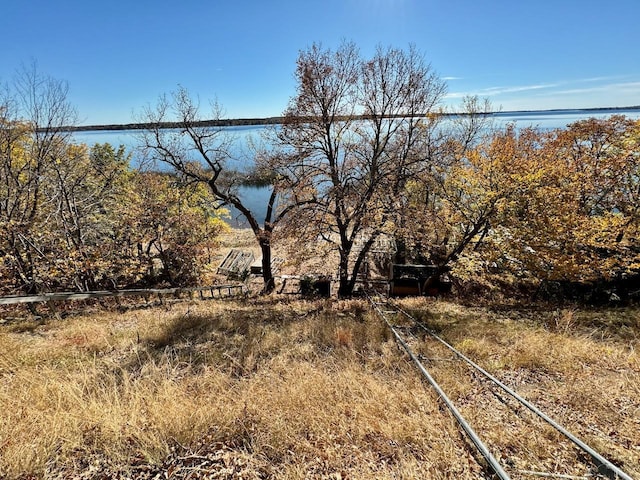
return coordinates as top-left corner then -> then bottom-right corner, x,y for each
0,296 -> 638,479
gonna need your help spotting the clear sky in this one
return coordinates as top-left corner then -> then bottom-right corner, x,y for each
2,0 -> 639,125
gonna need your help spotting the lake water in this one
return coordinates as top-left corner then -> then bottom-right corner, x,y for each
71,109 -> 640,227
491,108 -> 640,130
73,125 -> 271,226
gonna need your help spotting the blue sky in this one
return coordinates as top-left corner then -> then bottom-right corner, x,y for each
2,0 -> 639,125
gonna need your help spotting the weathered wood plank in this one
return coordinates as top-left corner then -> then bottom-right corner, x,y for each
0,285 -> 246,306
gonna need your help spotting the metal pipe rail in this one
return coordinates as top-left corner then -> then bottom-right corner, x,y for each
368,295 -> 511,480
367,293 -> 634,480
0,285 -> 247,306
388,301 -> 633,480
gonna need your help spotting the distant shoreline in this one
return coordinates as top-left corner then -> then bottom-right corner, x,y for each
63,116 -> 285,132
65,106 -> 640,133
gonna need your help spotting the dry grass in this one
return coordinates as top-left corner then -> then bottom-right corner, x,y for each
0,298 -> 479,479
400,298 -> 640,477
1,296 -> 638,479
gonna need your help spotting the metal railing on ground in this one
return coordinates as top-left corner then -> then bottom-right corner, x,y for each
0,284 -> 247,307
366,292 -> 633,480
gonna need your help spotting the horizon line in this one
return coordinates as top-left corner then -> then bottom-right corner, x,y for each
67,105 -> 640,132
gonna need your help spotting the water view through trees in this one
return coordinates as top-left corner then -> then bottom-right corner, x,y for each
3,56 -> 639,298
71,108 -> 640,227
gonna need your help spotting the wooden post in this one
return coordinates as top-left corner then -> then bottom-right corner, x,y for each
46,300 -> 60,320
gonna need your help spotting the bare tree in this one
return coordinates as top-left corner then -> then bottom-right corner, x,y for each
138,88 -> 299,293
276,42 -> 447,297
0,64 -> 77,294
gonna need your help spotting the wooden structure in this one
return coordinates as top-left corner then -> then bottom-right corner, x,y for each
353,233 -> 398,286
353,234 -> 398,256
249,257 -> 285,275
276,274 -> 332,297
0,285 -> 247,318
0,285 -> 246,306
217,249 -> 255,279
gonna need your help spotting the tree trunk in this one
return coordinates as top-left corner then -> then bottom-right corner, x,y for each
337,250 -> 352,298
259,236 -> 275,294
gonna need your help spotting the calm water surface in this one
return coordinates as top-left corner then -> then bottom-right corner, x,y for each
71,109 -> 640,226
73,109 -> 640,155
